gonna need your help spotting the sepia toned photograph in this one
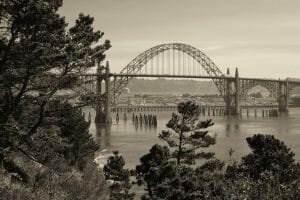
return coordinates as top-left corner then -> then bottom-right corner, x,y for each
1,0 -> 300,199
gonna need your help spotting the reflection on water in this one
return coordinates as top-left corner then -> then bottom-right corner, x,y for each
83,107 -> 300,169
95,123 -> 112,149
224,117 -> 240,137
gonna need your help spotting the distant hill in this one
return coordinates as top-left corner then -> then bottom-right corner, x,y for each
126,78 -> 300,95
127,78 -> 220,95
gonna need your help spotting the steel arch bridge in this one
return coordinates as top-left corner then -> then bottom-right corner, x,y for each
112,43 -> 227,103
75,43 -> 300,123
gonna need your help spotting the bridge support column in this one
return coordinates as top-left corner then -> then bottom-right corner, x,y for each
234,68 -> 240,115
225,79 -> 233,115
225,68 -> 240,116
278,79 -> 289,113
95,62 -> 106,123
95,61 -> 112,124
105,61 -> 112,123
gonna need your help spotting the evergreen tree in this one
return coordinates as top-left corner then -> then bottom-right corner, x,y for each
159,101 -> 216,165
223,134 -> 300,199
240,134 -> 300,183
0,0 -> 110,163
41,100 -> 99,170
135,144 -> 173,199
103,151 -> 135,200
155,101 -> 224,199
136,101 -> 224,200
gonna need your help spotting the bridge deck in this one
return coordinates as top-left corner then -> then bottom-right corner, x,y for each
82,73 -> 300,85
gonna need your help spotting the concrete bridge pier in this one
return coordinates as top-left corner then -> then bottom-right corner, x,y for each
225,68 -> 232,115
234,68 -> 240,115
225,80 -> 233,115
95,61 -> 112,124
225,68 -> 240,116
105,61 -> 112,123
278,80 -> 289,113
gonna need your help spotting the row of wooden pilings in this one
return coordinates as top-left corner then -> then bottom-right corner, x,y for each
112,106 -> 227,116
82,107 -> 279,127
115,112 -> 158,127
240,108 -> 279,118
81,106 -> 280,125
112,106 -> 178,113
82,108 -> 279,127
112,106 -> 280,118
133,113 -> 157,127
82,107 -> 279,128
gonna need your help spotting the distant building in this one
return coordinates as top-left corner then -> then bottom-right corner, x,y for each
122,87 -> 130,94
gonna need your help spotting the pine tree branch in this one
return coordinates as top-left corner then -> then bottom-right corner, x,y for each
0,21 -> 16,74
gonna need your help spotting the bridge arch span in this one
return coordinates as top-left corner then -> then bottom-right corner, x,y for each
240,80 -> 279,100
111,43 -> 226,104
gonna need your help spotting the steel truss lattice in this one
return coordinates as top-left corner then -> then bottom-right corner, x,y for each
111,43 -> 227,104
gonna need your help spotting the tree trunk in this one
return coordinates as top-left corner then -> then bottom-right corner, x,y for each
177,130 -> 183,165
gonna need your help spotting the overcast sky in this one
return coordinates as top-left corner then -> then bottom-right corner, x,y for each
60,0 -> 300,78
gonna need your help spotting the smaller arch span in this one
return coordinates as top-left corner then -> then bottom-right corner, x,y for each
240,80 -> 279,100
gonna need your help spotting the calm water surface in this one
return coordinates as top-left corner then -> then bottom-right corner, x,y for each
83,107 -> 300,169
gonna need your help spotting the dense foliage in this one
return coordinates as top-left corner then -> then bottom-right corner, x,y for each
0,101 -> 106,199
240,134 -> 300,183
134,133 -> 300,199
223,134 -> 300,199
135,144 -> 172,199
103,151 -> 134,200
0,0 -> 110,199
38,100 -> 99,170
0,0 -> 110,161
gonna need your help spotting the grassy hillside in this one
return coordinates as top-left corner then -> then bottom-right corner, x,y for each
127,78 -> 219,94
